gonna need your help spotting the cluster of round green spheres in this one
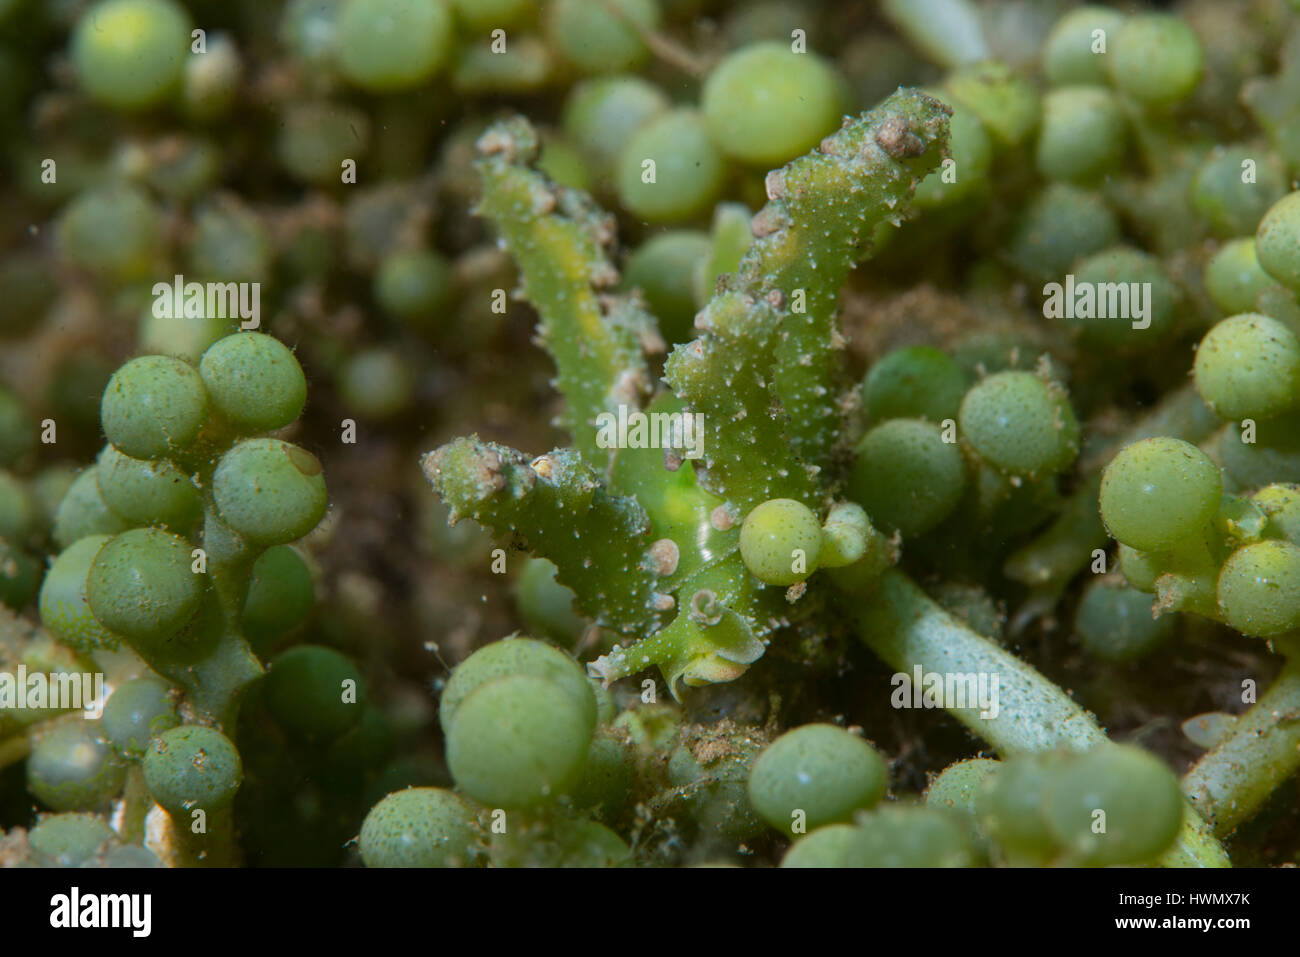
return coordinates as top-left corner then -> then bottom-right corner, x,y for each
977,744 -> 1184,866
39,331 -> 325,665
440,636 -> 596,809
15,0 -> 1300,874
1096,292 -> 1300,638
557,38 -> 848,224
353,634 -> 634,867
781,804 -> 977,868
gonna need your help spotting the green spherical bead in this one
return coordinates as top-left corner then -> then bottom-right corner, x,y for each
27,721 -> 126,812
1118,540 -> 1159,595
439,635 -> 595,736
537,135 -> 591,191
452,0 -> 533,31
212,439 -> 327,546
666,731 -> 766,843
57,184 -> 162,281
445,674 -> 593,808
616,109 -> 725,224
551,818 -> 631,867
85,527 -> 203,644
943,60 -> 1040,150
140,134 -> 221,201
780,823 -> 864,868
39,535 -> 121,654
189,200 -> 272,284
1100,437 -> 1222,552
279,0 -> 343,65
1042,744 -> 1184,865
512,557 -> 586,649
1222,415 -> 1300,488
976,752 -> 1063,864
95,445 -> 200,529
1253,483 -> 1300,545
142,725 -> 242,815
338,348 -> 415,420
1204,239 -> 1275,315
51,469 -> 131,551
719,0 -> 807,49
1067,246 -> 1179,348
738,498 -> 823,586
199,333 -> 307,433
848,419 -> 966,537
27,813 -> 118,866
180,32 -> 239,120
374,248 -> 453,324
1042,6 -> 1127,86
1192,147 -> 1287,239
97,845 -> 163,868
562,75 -> 669,178
701,42 -> 845,167
276,101 -> 370,186
1107,14 -> 1203,107
71,0 -> 191,110
325,705 -> 394,781
694,202 -> 754,305
30,466 -> 77,529
819,501 -> 877,570
623,231 -> 713,345
567,729 -> 635,818
1217,540 -> 1300,637
359,787 -> 478,867
336,0 -> 452,91
925,758 -> 1001,814
1194,313 -> 1300,421
748,724 -> 887,836
1007,184 -> 1120,283
1075,579 -> 1173,663
959,371 -> 1080,477
862,346 -> 969,424
138,303 -> 233,365
851,805 -> 977,867
100,355 -> 208,460
1035,86 -> 1126,184
241,545 -> 314,649
547,0 -> 658,75
265,645 -> 366,740
102,677 -> 180,759
1255,191 -> 1300,292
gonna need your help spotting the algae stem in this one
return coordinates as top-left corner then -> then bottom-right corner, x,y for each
845,568 -> 1229,867
1182,652 -> 1300,837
